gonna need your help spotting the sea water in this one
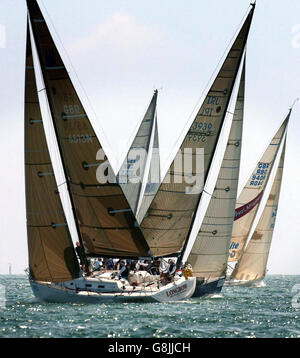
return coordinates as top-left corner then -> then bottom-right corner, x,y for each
0,275 -> 299,338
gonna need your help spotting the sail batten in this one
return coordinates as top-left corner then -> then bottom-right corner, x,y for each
26,0 -> 151,258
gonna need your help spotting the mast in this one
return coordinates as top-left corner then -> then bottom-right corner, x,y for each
26,0 -> 151,259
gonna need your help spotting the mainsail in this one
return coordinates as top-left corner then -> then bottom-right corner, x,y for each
25,22 -> 80,282
140,5 -> 255,257
26,0 -> 150,258
186,56 -> 246,280
228,113 -> 290,263
118,90 -> 160,222
230,137 -> 287,282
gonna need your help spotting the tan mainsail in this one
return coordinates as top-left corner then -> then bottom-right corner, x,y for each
228,114 -> 290,262
140,6 -> 255,257
187,56 -> 246,279
118,90 -> 159,221
26,0 -> 150,258
231,138 -> 287,282
25,22 -> 80,282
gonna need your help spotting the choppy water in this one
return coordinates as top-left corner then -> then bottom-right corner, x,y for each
0,275 -> 299,338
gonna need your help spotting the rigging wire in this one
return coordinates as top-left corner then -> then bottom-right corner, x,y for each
290,97 -> 299,110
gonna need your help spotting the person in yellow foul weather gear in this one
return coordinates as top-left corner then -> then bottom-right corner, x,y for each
183,264 -> 193,280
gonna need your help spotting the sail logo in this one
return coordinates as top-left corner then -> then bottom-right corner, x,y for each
234,191 -> 264,221
0,25 -> 5,48
291,24 -> 300,49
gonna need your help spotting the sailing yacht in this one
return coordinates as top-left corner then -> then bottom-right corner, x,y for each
25,0 -> 195,303
113,3 -> 255,297
226,109 -> 292,286
229,139 -> 287,286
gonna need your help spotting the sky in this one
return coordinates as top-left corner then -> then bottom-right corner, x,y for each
0,0 -> 299,275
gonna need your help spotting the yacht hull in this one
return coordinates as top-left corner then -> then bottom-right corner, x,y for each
224,277 -> 265,287
192,277 -> 225,298
30,276 -> 196,303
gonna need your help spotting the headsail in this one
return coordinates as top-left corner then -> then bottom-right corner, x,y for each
137,113 -> 161,224
140,5 -> 255,257
26,0 -> 151,258
25,22 -> 80,282
186,56 -> 246,279
230,137 -> 287,282
228,113 -> 290,263
118,90 -> 160,222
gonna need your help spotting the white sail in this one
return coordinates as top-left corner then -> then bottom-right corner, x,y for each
136,114 -> 161,223
118,90 -> 160,221
186,56 -> 246,280
231,137 -> 287,282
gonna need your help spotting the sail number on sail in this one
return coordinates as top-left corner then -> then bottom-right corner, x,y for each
68,134 -> 93,143
188,122 -> 213,142
250,162 -> 270,186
